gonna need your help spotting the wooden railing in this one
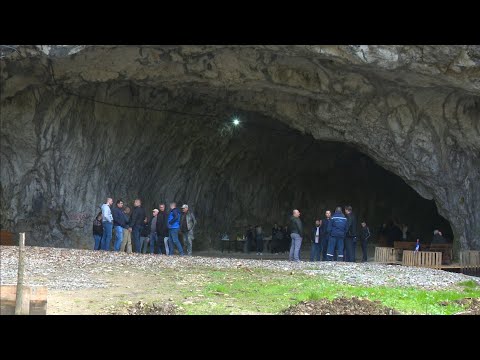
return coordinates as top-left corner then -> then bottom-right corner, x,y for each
374,247 -> 397,264
460,250 -> 480,275
402,250 -> 442,269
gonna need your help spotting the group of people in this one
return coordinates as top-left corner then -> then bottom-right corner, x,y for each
242,205 -> 370,262
93,198 -> 197,256
92,198 -> 447,262
287,205 -> 371,263
377,221 -> 450,246
243,224 -> 291,255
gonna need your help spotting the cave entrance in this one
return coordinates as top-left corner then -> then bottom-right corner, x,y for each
137,110 -> 453,250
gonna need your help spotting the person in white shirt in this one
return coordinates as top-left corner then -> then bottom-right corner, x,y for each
100,197 -> 114,251
310,219 -> 322,261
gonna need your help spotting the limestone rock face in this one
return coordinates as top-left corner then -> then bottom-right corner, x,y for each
1,45 -> 479,250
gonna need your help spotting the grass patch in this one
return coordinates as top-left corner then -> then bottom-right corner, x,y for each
458,280 -> 478,288
176,268 -> 480,315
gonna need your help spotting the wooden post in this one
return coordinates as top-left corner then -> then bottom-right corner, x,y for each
15,233 -> 26,315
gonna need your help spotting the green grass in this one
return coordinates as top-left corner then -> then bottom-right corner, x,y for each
175,268 -> 480,315
458,280 -> 478,288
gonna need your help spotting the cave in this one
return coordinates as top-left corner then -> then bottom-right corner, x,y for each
1,45 -> 479,251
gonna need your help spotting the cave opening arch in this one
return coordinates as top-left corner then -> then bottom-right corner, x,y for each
1,45 -> 478,252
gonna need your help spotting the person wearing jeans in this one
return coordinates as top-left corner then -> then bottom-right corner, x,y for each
156,204 -> 169,255
112,199 -> 128,252
149,209 -> 160,254
92,212 -> 103,250
289,209 -> 303,262
100,198 -> 113,251
168,202 -> 184,256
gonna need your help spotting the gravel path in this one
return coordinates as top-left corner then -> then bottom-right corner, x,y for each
1,246 -> 478,291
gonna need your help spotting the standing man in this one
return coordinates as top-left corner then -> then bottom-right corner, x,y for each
310,219 -> 322,262
245,225 -> 254,254
359,221 -> 371,262
120,206 -> 132,253
112,199 -> 129,252
344,205 -> 358,262
156,203 -> 169,255
255,225 -> 264,256
289,209 -> 303,262
139,217 -> 150,253
168,202 -> 184,256
101,197 -> 114,251
326,206 -> 348,261
320,210 -> 332,261
149,209 -> 160,254
131,199 -> 146,253
180,204 -> 197,256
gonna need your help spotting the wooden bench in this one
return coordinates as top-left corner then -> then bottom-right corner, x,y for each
0,230 -> 15,246
460,250 -> 480,275
402,250 -> 442,269
428,243 -> 453,264
394,241 -> 416,251
374,247 -> 397,264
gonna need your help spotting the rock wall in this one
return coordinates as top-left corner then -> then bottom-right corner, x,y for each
1,45 -> 479,249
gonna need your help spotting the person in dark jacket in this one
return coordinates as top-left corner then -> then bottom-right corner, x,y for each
156,203 -> 169,255
139,216 -> 150,254
359,221 -> 371,262
310,219 -> 322,261
112,199 -> 129,252
386,220 -> 402,247
245,225 -> 254,253
326,207 -> 348,261
320,210 -> 332,261
289,209 -> 303,262
431,230 -> 447,244
131,199 -> 146,253
344,205 -> 357,262
167,202 -> 184,256
93,212 -> 103,250
149,209 -> 160,254
271,224 -> 284,253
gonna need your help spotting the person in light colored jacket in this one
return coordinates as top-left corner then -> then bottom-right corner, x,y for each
100,197 -> 114,251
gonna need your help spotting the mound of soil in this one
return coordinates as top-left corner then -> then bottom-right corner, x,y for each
454,298 -> 480,315
124,301 -> 180,315
282,297 -> 400,315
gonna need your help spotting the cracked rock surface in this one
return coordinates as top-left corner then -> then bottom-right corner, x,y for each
1,45 -> 479,250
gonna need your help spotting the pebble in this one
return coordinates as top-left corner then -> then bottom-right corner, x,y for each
1,246 -> 478,291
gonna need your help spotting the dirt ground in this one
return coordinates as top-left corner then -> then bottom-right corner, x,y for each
48,269 -> 183,314
282,297 -> 400,315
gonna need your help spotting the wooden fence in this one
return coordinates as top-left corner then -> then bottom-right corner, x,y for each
460,250 -> 480,275
402,250 -> 442,269
374,247 -> 397,264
